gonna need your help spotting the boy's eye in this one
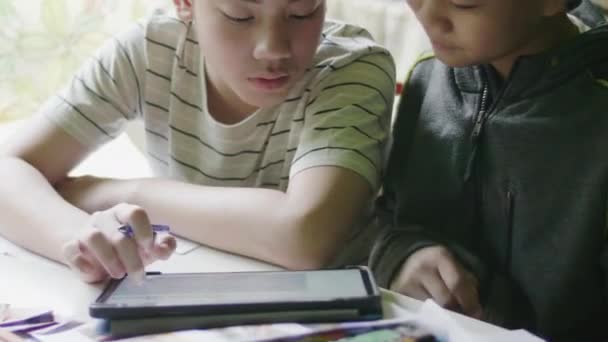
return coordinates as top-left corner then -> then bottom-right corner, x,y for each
451,1 -> 479,9
223,13 -> 253,23
453,4 -> 477,9
290,12 -> 316,20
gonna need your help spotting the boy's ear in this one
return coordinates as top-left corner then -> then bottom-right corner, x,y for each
174,0 -> 193,22
541,0 -> 568,16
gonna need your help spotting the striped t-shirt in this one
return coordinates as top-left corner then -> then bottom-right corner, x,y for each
41,15 -> 396,192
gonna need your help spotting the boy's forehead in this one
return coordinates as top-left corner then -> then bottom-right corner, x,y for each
233,0 -> 319,3
224,0 -> 325,9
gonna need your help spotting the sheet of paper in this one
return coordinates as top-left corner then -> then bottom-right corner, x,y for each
108,300 -> 544,342
22,300 -> 546,342
413,300 -> 545,342
173,236 -> 201,255
114,323 -> 312,342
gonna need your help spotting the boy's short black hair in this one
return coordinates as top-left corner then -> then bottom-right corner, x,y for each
567,0 -> 582,10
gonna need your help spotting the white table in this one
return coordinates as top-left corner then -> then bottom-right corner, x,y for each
0,235 -> 540,342
0,235 -> 280,319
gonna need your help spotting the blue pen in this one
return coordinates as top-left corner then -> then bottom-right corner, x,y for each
118,224 -> 170,238
117,224 -> 171,284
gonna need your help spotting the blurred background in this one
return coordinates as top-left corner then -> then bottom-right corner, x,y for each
0,0 -> 606,123
0,0 -> 426,123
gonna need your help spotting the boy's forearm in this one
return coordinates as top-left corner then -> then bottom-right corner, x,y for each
369,225 -> 439,287
125,178 -> 341,269
371,221 -> 537,325
370,221 -> 489,292
0,157 -> 89,263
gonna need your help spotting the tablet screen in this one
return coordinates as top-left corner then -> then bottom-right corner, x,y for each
104,270 -> 369,307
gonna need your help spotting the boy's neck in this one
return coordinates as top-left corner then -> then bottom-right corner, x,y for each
205,72 -> 258,125
490,14 -> 580,81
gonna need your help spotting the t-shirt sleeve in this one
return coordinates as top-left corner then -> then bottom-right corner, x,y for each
39,21 -> 147,149
289,50 -> 396,191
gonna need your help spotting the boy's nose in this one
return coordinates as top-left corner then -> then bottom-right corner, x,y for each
253,20 -> 292,61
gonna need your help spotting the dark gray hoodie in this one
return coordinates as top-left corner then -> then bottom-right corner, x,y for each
370,5 -> 608,341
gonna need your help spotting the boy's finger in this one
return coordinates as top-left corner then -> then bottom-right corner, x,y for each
152,234 -> 177,260
70,251 -> 96,275
85,230 -> 127,279
63,239 -> 107,277
112,234 -> 145,284
72,256 -> 108,283
420,270 -> 459,309
437,255 -> 482,317
113,203 -> 154,250
62,239 -> 82,265
395,282 -> 432,301
450,279 -> 482,317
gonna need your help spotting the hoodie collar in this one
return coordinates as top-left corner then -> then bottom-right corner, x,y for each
453,23 -> 608,100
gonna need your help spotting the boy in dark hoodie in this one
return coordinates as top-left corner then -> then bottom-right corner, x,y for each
370,0 -> 608,340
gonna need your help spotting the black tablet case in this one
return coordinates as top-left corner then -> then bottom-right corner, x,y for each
91,268 -> 383,337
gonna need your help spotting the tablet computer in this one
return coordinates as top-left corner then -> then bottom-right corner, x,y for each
90,266 -> 382,327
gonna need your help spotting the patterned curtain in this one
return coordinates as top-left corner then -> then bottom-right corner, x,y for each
4,0 -> 603,122
0,0 -> 170,122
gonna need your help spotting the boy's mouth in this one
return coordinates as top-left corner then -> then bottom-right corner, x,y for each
248,75 -> 290,91
431,40 -> 458,51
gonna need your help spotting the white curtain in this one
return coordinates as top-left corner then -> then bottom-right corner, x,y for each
326,0 -> 431,81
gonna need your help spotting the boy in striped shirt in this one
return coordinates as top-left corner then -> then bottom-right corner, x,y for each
0,0 -> 395,284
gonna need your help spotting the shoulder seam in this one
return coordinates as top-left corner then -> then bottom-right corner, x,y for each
400,51 -> 436,93
595,79 -> 608,89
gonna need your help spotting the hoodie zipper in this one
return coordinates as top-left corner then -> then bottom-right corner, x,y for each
463,83 -> 490,182
464,63 -> 514,181
471,86 -> 490,144
505,190 -> 515,274
464,65 -> 520,276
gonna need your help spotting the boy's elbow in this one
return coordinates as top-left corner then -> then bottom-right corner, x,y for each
280,247 -> 334,271
280,252 -> 333,271
278,214 -> 348,270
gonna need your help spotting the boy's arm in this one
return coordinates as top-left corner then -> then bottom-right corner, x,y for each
0,116 -> 92,261
0,22 -> 173,281
368,53 -> 486,290
0,117 -> 174,282
367,112 -> 532,322
367,54 -> 527,322
369,221 -> 440,289
369,200 -> 535,326
64,166 -> 371,270
369,214 -> 487,291
369,217 -> 484,316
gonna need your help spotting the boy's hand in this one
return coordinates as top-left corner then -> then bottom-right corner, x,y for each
390,245 -> 483,319
61,203 -> 176,284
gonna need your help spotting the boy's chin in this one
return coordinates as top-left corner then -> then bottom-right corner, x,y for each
434,53 -> 480,68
